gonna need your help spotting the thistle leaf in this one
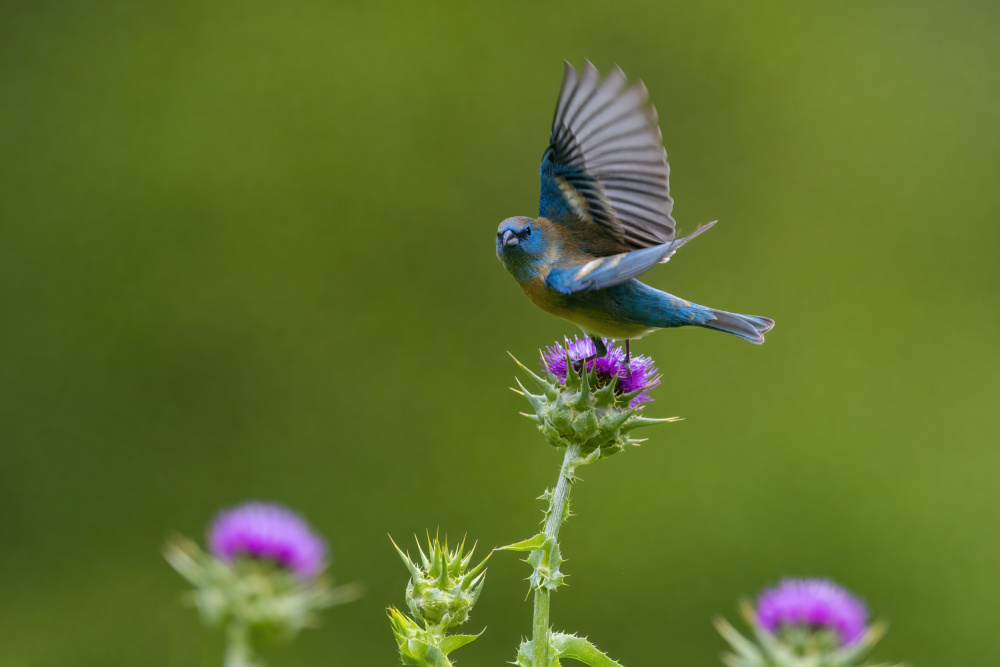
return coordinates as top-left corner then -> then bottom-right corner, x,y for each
439,630 -> 484,656
498,533 -> 547,552
550,632 -> 625,667
516,639 -> 534,667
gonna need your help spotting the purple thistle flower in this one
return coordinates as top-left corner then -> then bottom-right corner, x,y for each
208,501 -> 327,578
756,578 -> 868,646
540,336 -> 661,408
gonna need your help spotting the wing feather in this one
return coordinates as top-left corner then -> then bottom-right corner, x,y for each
545,221 -> 718,295
539,61 -> 677,252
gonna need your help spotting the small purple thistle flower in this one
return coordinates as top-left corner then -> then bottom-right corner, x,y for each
208,501 -> 327,578
757,578 -> 868,646
541,336 -> 660,408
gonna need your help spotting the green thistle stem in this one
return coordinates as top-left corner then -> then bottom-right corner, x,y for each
532,587 -> 551,667
532,442 -> 581,667
224,622 -> 262,667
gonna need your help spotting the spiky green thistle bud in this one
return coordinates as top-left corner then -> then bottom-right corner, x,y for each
389,534 -> 490,667
392,534 -> 489,632
511,349 -> 678,459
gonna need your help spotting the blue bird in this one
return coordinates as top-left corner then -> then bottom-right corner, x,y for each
496,61 -> 774,357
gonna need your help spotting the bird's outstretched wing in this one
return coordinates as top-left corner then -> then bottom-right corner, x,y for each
546,221 -> 715,294
539,60 -> 676,253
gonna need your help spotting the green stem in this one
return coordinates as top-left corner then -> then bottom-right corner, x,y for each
532,442 -> 581,667
224,622 -> 262,667
532,588 -> 551,667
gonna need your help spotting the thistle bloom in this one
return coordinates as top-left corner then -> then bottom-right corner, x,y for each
208,501 -> 327,578
541,337 -> 660,407
757,578 -> 868,646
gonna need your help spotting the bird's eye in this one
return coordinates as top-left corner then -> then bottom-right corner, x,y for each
524,228 -> 532,237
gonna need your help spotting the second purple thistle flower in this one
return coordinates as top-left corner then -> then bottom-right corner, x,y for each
541,336 -> 661,407
757,578 -> 869,646
208,501 -> 328,579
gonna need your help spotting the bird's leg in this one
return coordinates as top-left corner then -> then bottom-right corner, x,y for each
624,340 -> 633,380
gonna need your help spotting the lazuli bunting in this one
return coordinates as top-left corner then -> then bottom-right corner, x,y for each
497,61 -> 774,355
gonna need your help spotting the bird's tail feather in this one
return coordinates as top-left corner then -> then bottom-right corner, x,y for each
702,309 -> 775,344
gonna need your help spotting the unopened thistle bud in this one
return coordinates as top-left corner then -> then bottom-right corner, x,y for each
389,534 -> 491,667
394,534 -> 489,632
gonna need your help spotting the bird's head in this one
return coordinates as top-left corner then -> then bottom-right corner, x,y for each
496,216 -> 547,274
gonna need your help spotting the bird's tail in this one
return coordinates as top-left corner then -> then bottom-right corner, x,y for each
702,308 -> 775,344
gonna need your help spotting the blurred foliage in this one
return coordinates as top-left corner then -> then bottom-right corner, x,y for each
1,0 -> 998,665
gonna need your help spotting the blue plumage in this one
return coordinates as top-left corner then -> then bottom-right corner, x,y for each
496,61 -> 774,348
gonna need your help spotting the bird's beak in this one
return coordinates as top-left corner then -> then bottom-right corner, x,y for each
502,229 -> 519,246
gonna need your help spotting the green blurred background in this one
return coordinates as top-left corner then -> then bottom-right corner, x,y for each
2,0 -> 998,664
